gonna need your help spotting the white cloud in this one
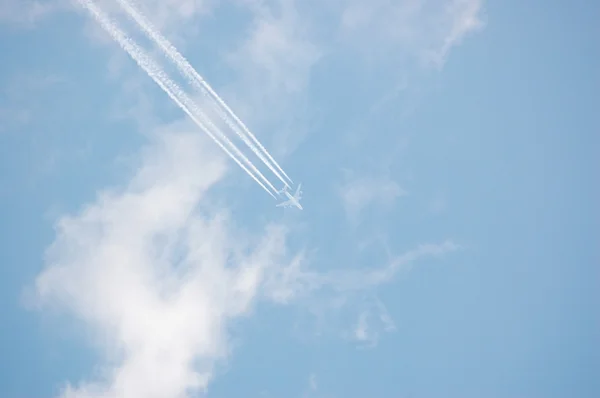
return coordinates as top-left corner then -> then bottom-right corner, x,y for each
424,0 -> 485,68
227,0 -> 320,97
222,0 -> 322,154
271,241 -> 460,344
354,311 -> 369,341
0,107 -> 31,133
31,118 -> 459,396
25,1 -> 480,395
43,0 -> 483,158
0,73 -> 65,133
33,123 -> 298,398
337,0 -> 484,67
0,0 -> 62,27
4,73 -> 65,96
339,172 -> 407,224
351,297 -> 396,347
313,240 -> 460,294
429,195 -> 447,215
112,0 -> 215,46
136,0 -> 213,29
308,373 -> 318,391
299,372 -> 318,398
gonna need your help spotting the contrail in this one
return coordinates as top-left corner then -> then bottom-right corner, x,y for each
76,0 -> 278,198
114,0 -> 294,187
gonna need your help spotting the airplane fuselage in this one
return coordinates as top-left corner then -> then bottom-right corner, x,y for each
277,183 -> 303,210
284,192 -> 303,210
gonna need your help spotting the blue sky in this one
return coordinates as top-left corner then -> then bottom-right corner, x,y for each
1,0 -> 598,397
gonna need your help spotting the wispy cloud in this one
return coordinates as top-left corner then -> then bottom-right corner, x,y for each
54,0 -> 484,158
338,0 -> 484,67
425,0 -> 485,68
429,195 -> 448,215
0,73 -> 64,133
33,125 -> 296,398
199,0 -> 485,173
351,297 -> 396,347
132,0 -> 213,32
24,1 -> 481,396
288,241 -> 459,346
31,117 -> 459,395
339,171 -> 407,225
299,372 -> 319,398
309,373 -> 318,391
309,240 -> 460,294
4,73 -> 65,96
223,0 -> 322,154
0,107 -> 30,133
267,241 -> 460,344
0,0 -> 61,27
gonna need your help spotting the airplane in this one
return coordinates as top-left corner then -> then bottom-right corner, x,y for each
276,183 -> 303,210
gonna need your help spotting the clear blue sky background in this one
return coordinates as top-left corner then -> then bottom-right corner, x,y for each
1,1 -> 598,397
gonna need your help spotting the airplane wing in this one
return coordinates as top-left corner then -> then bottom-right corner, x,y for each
276,200 -> 292,208
294,183 -> 302,197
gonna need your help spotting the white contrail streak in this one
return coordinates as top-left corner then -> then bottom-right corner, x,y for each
114,0 -> 294,188
76,0 -> 278,198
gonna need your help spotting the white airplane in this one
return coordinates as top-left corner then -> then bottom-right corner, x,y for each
276,183 -> 303,210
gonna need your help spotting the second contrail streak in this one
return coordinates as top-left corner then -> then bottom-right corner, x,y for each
76,0 -> 277,198
115,0 -> 293,187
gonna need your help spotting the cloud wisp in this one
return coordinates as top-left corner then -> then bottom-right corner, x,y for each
32,117 -> 459,397
338,0 -> 484,68
352,298 -> 396,347
34,126 -> 293,398
0,0 -> 62,27
339,173 -> 407,225
25,1 -> 485,397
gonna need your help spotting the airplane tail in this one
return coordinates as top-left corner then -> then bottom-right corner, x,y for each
278,183 -> 301,196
